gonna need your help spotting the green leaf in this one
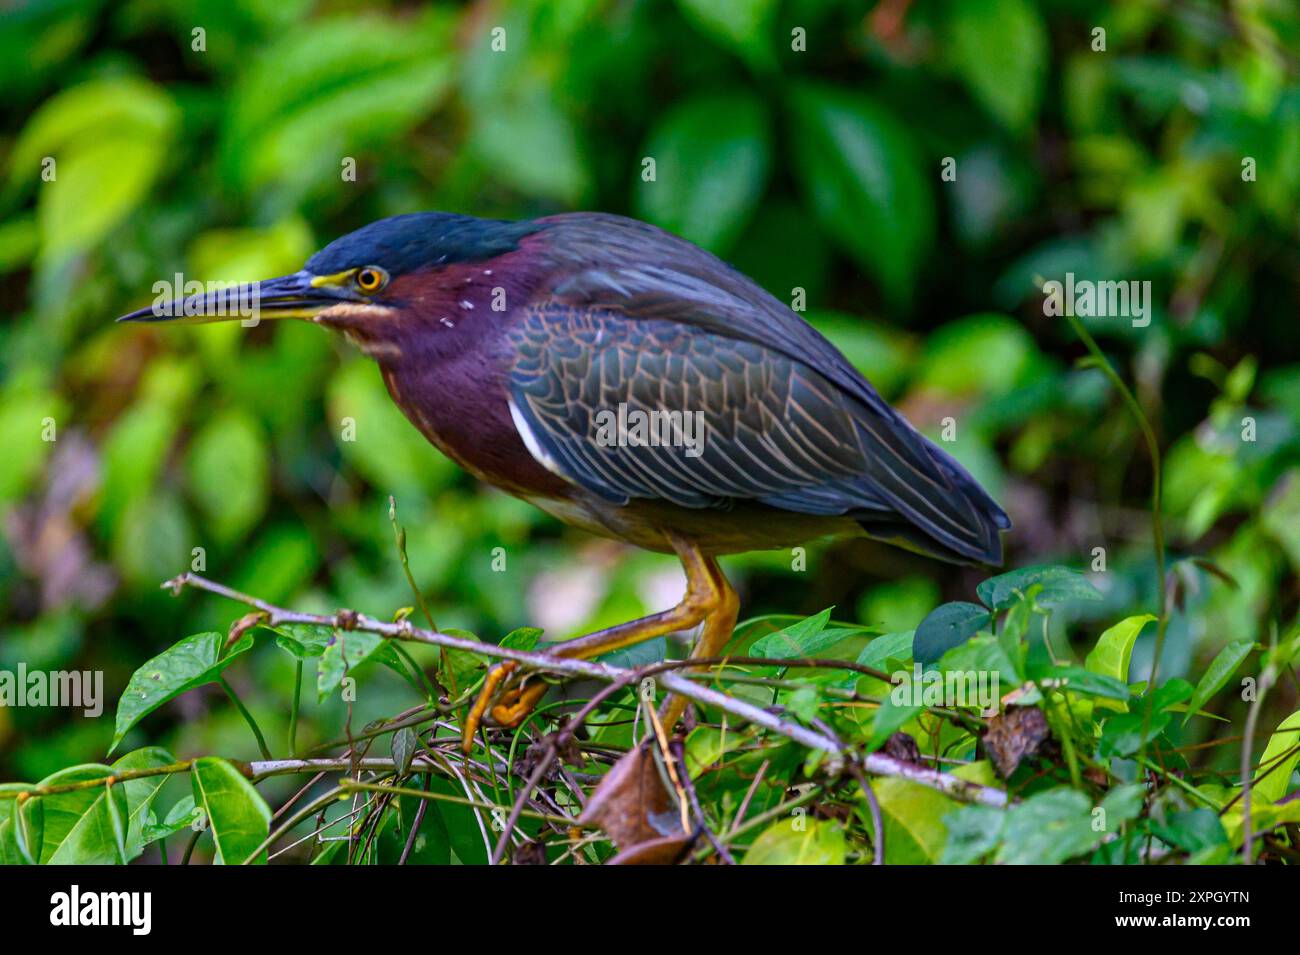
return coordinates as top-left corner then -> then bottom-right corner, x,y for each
377,796 -> 451,865
1098,783 -> 1145,834
857,630 -> 915,671
428,774 -> 487,865
112,631 -> 254,753
873,778 -> 954,864
786,685 -> 822,723
36,765 -> 129,864
1151,808 -> 1228,853
684,725 -> 747,775
1151,678 -> 1193,713
1099,711 -> 1171,758
316,629 -> 386,703
471,94 -> 591,204
940,804 -> 1004,864
111,747 -> 178,861
185,408 -> 270,544
10,76 -> 179,257
635,91 -> 771,252
869,695 -> 924,750
939,632 -> 1022,689
789,84 -> 933,306
913,602 -> 990,664
996,788 -> 1095,864
142,795 -> 198,846
1261,470 -> 1300,568
918,313 -> 1036,399
440,628 -> 492,694
0,381 -> 65,505
1084,614 -> 1155,712
675,0 -> 776,67
272,622 -> 335,660
978,565 -> 1102,611
1041,665 -> 1132,702
0,784 -> 43,865
743,817 -> 846,865
499,627 -> 543,652
748,608 -> 832,658
1183,640 -> 1254,726
191,757 -> 272,865
595,636 -> 667,671
948,0 -> 1048,133
221,12 -> 455,193
392,727 -> 419,776
1253,709 -> 1300,804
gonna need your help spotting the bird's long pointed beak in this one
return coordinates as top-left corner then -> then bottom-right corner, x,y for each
115,270 -> 354,325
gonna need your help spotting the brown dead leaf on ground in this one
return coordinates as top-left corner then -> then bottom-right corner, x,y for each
578,738 -> 696,864
983,706 -> 1051,778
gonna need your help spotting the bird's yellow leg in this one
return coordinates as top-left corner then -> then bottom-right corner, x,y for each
658,556 -> 739,728
460,532 -> 722,752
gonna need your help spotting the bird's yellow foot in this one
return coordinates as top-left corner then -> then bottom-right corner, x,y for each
461,661 -> 549,752
459,532 -> 738,754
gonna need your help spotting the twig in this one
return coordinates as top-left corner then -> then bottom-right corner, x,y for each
1237,660 -> 1275,864
671,739 -> 735,864
730,759 -> 770,834
847,761 -> 885,865
163,571 -> 1008,807
398,773 -> 433,865
490,747 -> 556,865
338,778 -> 572,825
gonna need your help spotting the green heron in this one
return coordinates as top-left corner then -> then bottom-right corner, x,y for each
119,211 -> 1009,750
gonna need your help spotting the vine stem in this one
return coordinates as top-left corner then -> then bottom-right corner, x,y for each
1052,305 -> 1169,786
288,660 -> 302,757
1058,312 -> 1168,676
218,675 -> 274,761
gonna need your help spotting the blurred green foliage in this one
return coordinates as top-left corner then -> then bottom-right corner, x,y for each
1,0 -> 1299,859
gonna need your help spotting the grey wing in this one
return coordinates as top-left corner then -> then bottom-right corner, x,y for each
506,305 -> 1004,563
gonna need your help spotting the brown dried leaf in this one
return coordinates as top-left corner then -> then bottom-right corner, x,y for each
510,840 -> 548,865
226,611 -> 268,649
983,706 -> 1051,778
883,731 -> 922,764
606,832 -> 696,865
578,739 -> 692,863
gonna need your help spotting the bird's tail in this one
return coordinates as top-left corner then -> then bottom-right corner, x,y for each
851,429 -> 1010,568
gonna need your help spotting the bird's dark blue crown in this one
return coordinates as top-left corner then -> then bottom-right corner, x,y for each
306,212 -> 542,276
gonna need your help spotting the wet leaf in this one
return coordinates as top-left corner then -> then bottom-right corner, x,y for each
977,565 -> 1101,611
913,602 -> 990,664
112,632 -> 255,754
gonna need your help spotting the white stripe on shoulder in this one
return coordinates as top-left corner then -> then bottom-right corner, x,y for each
508,398 -> 569,480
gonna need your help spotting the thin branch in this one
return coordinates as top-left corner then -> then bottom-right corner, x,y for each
847,761 -> 886,865
163,571 -> 1008,807
671,738 -> 735,864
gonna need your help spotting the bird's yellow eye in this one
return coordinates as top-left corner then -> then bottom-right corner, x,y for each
355,266 -> 388,293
